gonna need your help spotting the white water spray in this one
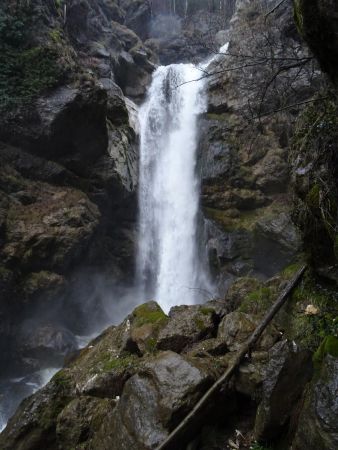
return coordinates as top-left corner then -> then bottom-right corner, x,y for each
137,62 -> 212,312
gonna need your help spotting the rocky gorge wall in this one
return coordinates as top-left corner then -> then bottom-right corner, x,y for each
0,0 -> 236,380
200,0 -> 322,291
0,0 -> 155,380
0,0 -> 337,448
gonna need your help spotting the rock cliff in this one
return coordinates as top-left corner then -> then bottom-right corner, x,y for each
0,0 -> 154,381
0,0 -> 337,448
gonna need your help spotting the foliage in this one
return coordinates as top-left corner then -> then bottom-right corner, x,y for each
239,285 -> 275,315
251,442 -> 272,450
0,3 -> 63,112
291,96 -> 338,268
102,354 -> 138,372
285,274 -> 338,350
313,335 -> 338,369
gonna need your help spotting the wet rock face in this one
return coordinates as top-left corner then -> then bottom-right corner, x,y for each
254,340 -> 313,441
293,0 -> 338,85
0,0 -> 151,378
292,355 -> 338,450
289,96 -> 338,283
200,0 -> 318,291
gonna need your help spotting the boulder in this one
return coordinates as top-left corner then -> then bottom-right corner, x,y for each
292,354 -> 338,450
0,372 -> 75,450
56,396 -> 117,449
157,305 -> 217,353
92,351 -> 212,450
254,340 -> 313,441
218,311 -> 280,352
18,322 -> 78,366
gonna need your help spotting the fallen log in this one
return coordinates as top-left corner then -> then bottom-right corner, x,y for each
156,264 -> 307,450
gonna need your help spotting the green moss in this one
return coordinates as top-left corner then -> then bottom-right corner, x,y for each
313,335 -> 338,369
293,0 -> 304,34
49,29 -> 63,44
206,113 -> 227,122
306,184 -> 320,209
145,337 -> 157,354
52,370 -> 72,389
239,286 -> 274,315
281,262 -> 303,279
199,307 -> 214,316
0,46 -> 63,111
133,303 -> 168,328
251,443 -> 272,450
102,354 -> 138,372
283,275 -> 338,350
205,200 -> 290,234
204,206 -> 258,232
55,0 -> 65,9
0,3 -> 66,113
193,316 -> 206,331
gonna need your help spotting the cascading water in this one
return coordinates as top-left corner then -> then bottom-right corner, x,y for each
137,62 -> 212,312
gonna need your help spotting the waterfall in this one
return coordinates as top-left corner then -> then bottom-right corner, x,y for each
137,63 -> 212,312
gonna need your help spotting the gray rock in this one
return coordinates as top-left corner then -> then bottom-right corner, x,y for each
19,322 -> 77,363
94,373 -> 167,450
157,305 -> 216,353
90,350 -> 212,450
56,396 -> 116,449
292,354 -> 338,450
218,311 -> 279,352
254,340 -> 313,441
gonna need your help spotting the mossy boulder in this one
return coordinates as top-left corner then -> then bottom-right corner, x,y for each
56,396 -> 117,449
129,301 -> 168,354
226,276 -> 262,311
156,304 -> 218,353
0,373 -> 75,450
